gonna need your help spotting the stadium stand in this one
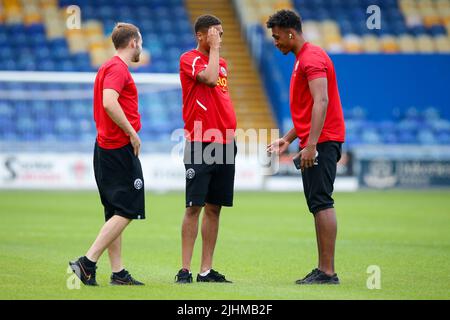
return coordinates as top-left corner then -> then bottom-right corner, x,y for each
233,0 -> 450,147
0,0 -> 194,72
0,0 -> 192,146
0,0 -> 449,147
236,0 -> 450,54
0,0 -> 277,146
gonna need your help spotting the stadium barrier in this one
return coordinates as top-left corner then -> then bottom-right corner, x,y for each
0,152 -> 361,191
355,145 -> 450,189
0,153 -> 265,191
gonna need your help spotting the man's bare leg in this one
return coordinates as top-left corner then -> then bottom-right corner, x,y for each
181,206 -> 202,271
108,234 -> 123,273
314,208 -> 337,276
314,216 -> 322,270
200,203 -> 221,273
85,215 -> 131,262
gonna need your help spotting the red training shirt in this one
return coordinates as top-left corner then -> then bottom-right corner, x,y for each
290,42 -> 345,148
179,49 -> 237,144
93,55 -> 141,149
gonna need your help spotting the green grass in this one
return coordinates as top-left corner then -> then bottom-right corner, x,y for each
0,190 -> 449,300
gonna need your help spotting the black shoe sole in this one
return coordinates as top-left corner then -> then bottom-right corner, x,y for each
175,272 -> 193,283
110,281 -> 145,286
197,278 -> 232,283
175,279 -> 193,284
296,279 -> 340,285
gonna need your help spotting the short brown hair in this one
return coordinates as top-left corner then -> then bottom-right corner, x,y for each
111,22 -> 140,49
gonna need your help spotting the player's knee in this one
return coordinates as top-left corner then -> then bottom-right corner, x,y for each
205,205 -> 221,217
185,206 -> 202,217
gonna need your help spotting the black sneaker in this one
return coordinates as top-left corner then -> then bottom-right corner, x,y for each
110,270 -> 144,286
296,269 -> 340,285
197,269 -> 232,283
175,269 -> 193,283
69,257 -> 98,286
295,268 -> 319,284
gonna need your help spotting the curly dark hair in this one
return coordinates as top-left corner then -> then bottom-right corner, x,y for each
194,14 -> 222,33
266,9 -> 302,33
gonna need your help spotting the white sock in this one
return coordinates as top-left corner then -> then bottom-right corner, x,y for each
200,269 -> 211,277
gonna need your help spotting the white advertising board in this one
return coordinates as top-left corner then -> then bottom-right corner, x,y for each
0,153 -> 264,191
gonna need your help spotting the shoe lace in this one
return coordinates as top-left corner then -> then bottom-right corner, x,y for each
124,272 -> 134,282
303,268 -> 318,280
210,269 -> 226,280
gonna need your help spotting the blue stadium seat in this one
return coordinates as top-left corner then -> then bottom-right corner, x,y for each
417,129 -> 437,145
0,102 -> 14,119
0,32 -> 8,46
2,131 -> 19,141
98,6 -> 115,19
396,133 -> 414,144
37,60 -> 57,71
16,60 -> 36,70
60,60 -> 76,72
423,107 -> 440,121
26,24 -> 45,36
16,117 -> 37,135
10,32 -> 28,48
35,46 -> 51,60
437,133 -> 450,144
409,26 -> 427,36
429,26 -> 447,36
391,22 -> 408,35
381,132 -> 398,144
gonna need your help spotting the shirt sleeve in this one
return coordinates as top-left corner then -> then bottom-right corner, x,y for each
301,52 -> 327,81
103,64 -> 127,93
180,53 -> 207,80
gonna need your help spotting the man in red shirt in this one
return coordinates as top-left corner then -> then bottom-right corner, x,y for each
266,10 -> 345,285
175,15 -> 237,283
69,23 -> 144,286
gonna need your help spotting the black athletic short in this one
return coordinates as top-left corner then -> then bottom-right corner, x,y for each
184,141 -> 237,208
301,141 -> 342,215
93,141 -> 145,221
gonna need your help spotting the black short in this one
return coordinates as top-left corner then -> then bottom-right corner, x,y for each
93,142 -> 145,221
184,141 -> 237,208
301,141 -> 342,214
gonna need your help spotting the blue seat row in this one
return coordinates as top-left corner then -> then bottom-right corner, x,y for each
0,0 -> 195,73
294,0 -> 446,37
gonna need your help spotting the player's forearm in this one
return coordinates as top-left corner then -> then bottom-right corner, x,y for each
282,128 -> 298,144
307,99 -> 328,145
202,47 -> 220,86
104,101 -> 136,137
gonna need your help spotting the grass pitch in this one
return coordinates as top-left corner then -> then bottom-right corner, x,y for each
0,190 -> 449,300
